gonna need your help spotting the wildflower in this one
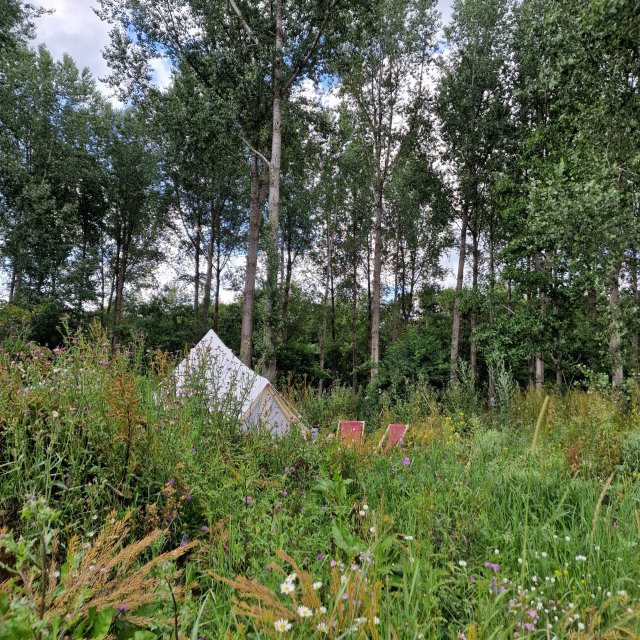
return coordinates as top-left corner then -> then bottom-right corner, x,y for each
369,526 -> 375,533
51,410 -> 59,419
201,525 -> 209,533
117,604 -> 128,612
281,490 -> 288,497
458,560 -> 467,568
276,501 -> 283,510
274,619 -> 292,632
318,606 -> 327,614
577,622 -> 585,631
565,535 -> 571,542
494,548 -> 500,555
286,572 -> 297,583
363,504 -> 369,510
404,535 -> 414,541
330,560 -> 338,567
485,562 -> 500,572
402,457 -> 410,466
168,478 -> 175,487
280,582 -> 295,595
317,553 -> 323,561
317,622 -> 329,633
313,581 -> 322,590
244,496 -> 253,504
518,558 -> 523,565
575,555 -> 587,562
374,616 -> 380,624
180,535 -> 189,547
359,510 -> 366,516
297,606 -> 312,618
354,617 -> 367,625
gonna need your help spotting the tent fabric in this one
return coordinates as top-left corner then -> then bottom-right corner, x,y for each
174,329 -> 300,435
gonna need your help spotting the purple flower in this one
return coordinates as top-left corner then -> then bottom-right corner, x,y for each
244,496 -> 253,504
276,501 -> 283,510
527,609 -> 537,620
183,493 -> 192,502
117,604 -> 128,612
168,478 -> 175,487
180,535 -> 189,547
402,457 -> 410,466
317,553 -> 323,561
330,560 -> 337,567
201,525 -> 209,533
281,490 -> 288,497
322,505 -> 327,513
484,562 -> 500,572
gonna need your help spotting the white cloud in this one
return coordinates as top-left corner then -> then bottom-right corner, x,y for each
34,1 -> 113,92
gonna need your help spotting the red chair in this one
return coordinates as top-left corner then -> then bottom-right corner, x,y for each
377,423 -> 408,452
337,420 -> 365,446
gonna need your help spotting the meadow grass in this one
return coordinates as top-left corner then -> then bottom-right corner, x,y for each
1,332 -> 640,638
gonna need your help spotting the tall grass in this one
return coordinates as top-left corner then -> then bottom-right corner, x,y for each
1,333 -> 640,638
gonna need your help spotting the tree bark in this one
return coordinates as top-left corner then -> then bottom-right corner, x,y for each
450,200 -> 469,384
240,154 -> 264,366
263,0 -> 283,382
609,265 -> 624,388
469,212 -> 479,381
319,215 -> 334,392
631,249 -> 639,378
370,183 -> 383,380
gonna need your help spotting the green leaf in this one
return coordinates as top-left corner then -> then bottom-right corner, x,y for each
87,607 -> 114,638
331,520 -> 362,555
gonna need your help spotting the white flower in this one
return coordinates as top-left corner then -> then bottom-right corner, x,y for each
280,582 -> 295,595
494,548 -> 500,555
404,535 -> 414,541
565,535 -> 571,542
458,560 -> 467,568
518,558 -> 523,565
594,545 -> 600,551
51,411 -> 59,419
274,619 -> 292,632
286,572 -> 297,583
318,606 -> 327,614
313,581 -> 322,590
359,510 -> 366,516
374,616 -> 380,625
317,622 -> 329,633
297,605 -> 312,618
340,574 -> 348,584
575,555 -> 587,562
617,590 -> 627,596
577,622 -> 585,631
362,504 -> 369,510
369,526 -> 375,533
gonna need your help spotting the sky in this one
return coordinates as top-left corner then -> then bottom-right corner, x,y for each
35,0 -> 455,98
33,0 -> 458,296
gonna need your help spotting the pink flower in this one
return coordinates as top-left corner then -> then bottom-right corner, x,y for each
244,496 -> 253,504
402,457 -> 410,466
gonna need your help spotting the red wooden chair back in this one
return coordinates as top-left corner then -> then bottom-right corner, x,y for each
337,420 -> 365,446
384,423 -> 408,451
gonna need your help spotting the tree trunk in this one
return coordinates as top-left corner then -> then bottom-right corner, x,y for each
214,232 -> 221,332
469,214 -> 479,382
202,198 -> 220,334
263,0 -> 283,382
112,234 -> 130,348
194,209 -> 202,317
535,252 -> 545,389
609,266 -> 624,388
240,154 -> 263,366
631,249 -> 639,378
319,220 -> 334,392
370,183 -> 383,380
450,200 -> 469,384
352,254 -> 359,392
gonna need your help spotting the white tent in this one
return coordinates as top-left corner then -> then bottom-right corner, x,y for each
173,329 -> 301,435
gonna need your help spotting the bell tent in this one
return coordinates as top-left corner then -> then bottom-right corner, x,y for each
173,329 -> 300,435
